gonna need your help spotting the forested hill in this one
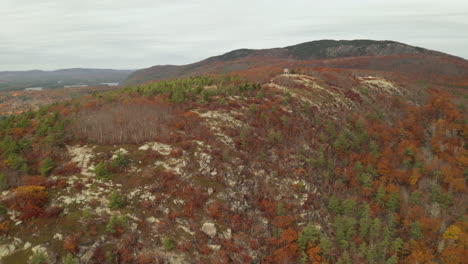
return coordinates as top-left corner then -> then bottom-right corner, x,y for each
0,41 -> 466,263
125,39 -> 468,85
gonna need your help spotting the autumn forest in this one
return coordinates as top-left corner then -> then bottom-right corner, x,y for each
0,40 -> 467,264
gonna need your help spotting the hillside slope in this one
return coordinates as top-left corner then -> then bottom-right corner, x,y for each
0,65 -> 466,263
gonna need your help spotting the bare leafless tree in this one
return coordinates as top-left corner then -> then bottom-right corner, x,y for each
70,102 -> 174,144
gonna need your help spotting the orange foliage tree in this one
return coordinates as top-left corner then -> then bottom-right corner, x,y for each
8,185 -> 48,219
265,228 -> 300,263
306,242 -> 322,264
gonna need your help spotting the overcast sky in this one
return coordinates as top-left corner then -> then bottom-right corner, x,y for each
1,0 -> 467,71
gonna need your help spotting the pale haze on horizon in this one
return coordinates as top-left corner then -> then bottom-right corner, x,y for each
1,0 -> 467,71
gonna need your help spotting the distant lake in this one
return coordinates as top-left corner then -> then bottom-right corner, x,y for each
24,87 -> 43,91
100,82 -> 119,86
64,84 -> 88,88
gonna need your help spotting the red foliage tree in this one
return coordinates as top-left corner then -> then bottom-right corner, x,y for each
64,234 -> 80,254
208,201 -> 224,220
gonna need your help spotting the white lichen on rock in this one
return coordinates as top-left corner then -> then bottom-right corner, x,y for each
67,145 -> 96,176
358,76 -> 403,94
195,110 -> 243,148
139,142 -> 172,155
201,222 -> 217,238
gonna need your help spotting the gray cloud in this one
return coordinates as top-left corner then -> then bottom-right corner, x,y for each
0,0 -> 467,70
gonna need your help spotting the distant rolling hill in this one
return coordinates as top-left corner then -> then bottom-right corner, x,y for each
125,39 -> 468,85
0,68 -> 134,91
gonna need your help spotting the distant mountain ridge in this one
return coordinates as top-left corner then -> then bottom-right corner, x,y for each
0,68 -> 134,91
125,39 -> 466,85
208,40 -> 448,61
